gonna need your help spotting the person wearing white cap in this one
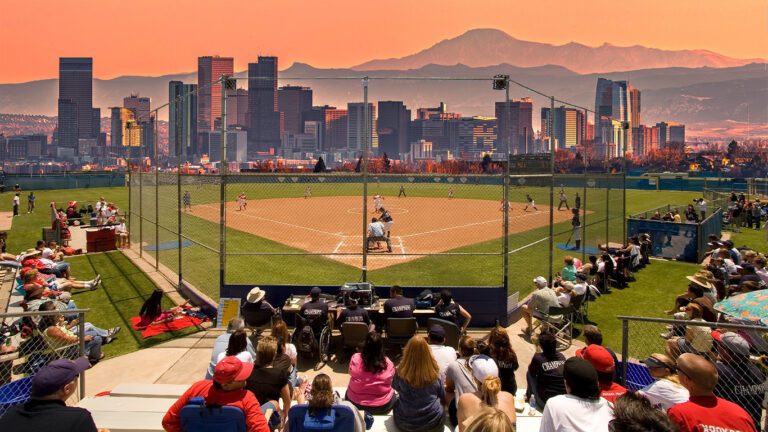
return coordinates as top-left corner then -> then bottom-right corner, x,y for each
457,354 -> 515,432
711,331 -> 766,427
521,276 -> 559,336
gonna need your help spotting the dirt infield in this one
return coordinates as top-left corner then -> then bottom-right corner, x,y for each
191,196 -> 576,270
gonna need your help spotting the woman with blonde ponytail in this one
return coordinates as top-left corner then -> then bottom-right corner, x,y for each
457,355 -> 516,432
464,407 -> 516,432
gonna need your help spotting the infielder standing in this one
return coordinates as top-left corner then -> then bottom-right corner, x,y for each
398,185 -> 406,198
558,188 -> 570,211
304,186 -> 312,199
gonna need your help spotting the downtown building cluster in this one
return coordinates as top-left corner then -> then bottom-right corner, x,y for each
1,56 -> 686,169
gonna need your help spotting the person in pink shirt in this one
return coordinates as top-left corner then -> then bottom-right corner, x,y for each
345,331 -> 396,414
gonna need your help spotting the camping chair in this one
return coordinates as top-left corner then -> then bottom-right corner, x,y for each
569,293 -> 588,325
617,361 -> 655,391
180,396 -> 246,432
427,318 -> 461,350
539,306 -> 574,351
241,306 -> 278,338
286,403 -> 357,432
385,318 -> 418,351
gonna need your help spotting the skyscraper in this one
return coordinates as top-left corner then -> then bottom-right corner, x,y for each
57,58 -> 94,148
377,101 -> 410,157
169,81 -> 198,161
278,86 -> 313,135
197,56 -> 234,132
594,78 -> 640,158
542,106 -> 585,149
248,56 -> 282,154
110,106 -> 143,158
496,98 -> 533,155
656,122 -> 686,149
305,105 -> 348,151
347,103 -> 378,152
593,78 -> 613,147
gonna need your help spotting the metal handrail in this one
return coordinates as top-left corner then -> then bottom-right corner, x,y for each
0,308 -> 90,319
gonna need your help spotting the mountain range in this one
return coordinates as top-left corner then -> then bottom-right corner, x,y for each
0,28 -> 766,137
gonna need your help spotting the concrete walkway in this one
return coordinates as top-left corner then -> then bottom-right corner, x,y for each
0,211 -> 12,231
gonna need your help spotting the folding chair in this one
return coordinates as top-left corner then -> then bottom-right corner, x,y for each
286,404 -> 357,432
340,322 -> 369,350
180,396 -> 246,432
241,306 -> 278,339
427,318 -> 461,350
569,294 -> 588,325
539,306 -> 574,351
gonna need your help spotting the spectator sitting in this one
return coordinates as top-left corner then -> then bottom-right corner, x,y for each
755,257 -> 768,285
38,302 -> 106,365
445,336 -> 479,427
336,297 -> 374,332
162,356 -> 269,432
711,331 -> 767,428
555,281 -> 584,307
42,241 -> 64,261
526,331 -> 566,409
0,358 -> 96,431
665,303 -> 714,360
24,284 -> 78,320
578,344 -> 627,403
667,353 -> 755,432
391,336 -> 446,432
21,267 -> 98,294
345,331 -> 396,415
299,286 -> 329,328
561,256 -> 578,282
666,274 -> 718,322
610,392 -> 679,432
637,353 -> 689,411
457,355 -> 515,432
206,318 -> 255,379
736,263 -> 763,293
487,326 -> 518,395
737,280 -> 762,294
383,284 -> 415,319
240,286 -> 277,328
539,357 -> 613,432
115,217 -> 129,248
464,406 -> 515,432
215,329 -> 253,366
721,240 -> 741,265
434,289 -> 472,333
293,373 -> 366,432
576,325 -> 620,382
245,336 -> 291,430
270,319 -> 298,389
521,276 -> 560,337
427,324 -> 458,381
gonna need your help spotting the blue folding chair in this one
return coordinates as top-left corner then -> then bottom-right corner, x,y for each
618,361 -> 655,391
180,396 -> 246,432
287,404 -> 357,432
0,376 -> 34,418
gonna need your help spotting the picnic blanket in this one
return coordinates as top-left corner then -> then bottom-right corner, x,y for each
130,315 -> 204,338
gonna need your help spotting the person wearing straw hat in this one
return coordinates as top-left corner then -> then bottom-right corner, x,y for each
240,287 -> 277,326
637,353 -> 689,411
666,273 -> 718,322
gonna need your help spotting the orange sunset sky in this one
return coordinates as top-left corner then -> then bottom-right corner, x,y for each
1,0 -> 766,83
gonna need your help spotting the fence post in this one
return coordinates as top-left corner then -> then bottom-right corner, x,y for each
177,98 -> 183,286
361,77 -> 370,282
219,75 -> 229,288
154,110 -> 159,270
78,312 -> 86,399
139,145 -> 143,258
548,96 -> 555,282
502,78 -> 510,292
621,318 -> 629,387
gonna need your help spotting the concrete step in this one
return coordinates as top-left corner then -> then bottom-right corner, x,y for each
109,383 -> 189,399
88,410 -> 165,432
77,396 -> 176,413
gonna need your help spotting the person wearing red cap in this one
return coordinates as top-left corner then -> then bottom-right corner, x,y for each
162,356 -> 269,432
578,344 -> 627,403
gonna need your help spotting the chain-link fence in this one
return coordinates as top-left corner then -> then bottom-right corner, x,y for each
618,316 -> 767,428
0,309 -> 89,417
125,74 -> 632,308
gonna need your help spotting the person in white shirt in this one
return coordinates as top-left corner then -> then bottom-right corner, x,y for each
427,324 -> 458,381
555,280 -> 586,307
755,257 -> 768,285
213,329 -> 254,367
637,353 -> 689,411
539,357 -> 613,432
115,217 -> 129,248
366,218 -> 389,251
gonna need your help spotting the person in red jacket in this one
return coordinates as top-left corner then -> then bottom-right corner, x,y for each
667,353 -> 756,432
162,356 -> 269,432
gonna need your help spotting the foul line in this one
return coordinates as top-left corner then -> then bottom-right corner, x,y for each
400,210 -> 545,238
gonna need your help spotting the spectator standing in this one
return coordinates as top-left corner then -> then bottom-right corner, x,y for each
445,336 -> 479,426
0,358 -> 96,431
521,276 -> 560,337
539,357 -> 614,432
206,318 -> 255,379
27,191 -> 35,213
457,355 -> 516,432
637,353 -> 689,411
346,331 -> 396,414
526,331 -> 566,409
163,356 -> 269,432
711,331 -> 767,428
427,324 -> 458,381
391,337 -> 446,432
487,326 -> 518,395
667,353 -> 755,432
434,289 -> 472,333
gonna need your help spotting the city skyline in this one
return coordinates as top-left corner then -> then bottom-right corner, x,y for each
1,0 -> 766,83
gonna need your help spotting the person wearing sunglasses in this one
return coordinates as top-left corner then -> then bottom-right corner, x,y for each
636,353 -> 689,411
